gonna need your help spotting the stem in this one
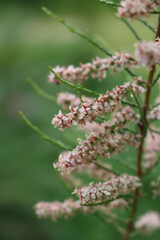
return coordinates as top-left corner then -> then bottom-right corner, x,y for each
19,111 -> 71,150
42,7 -> 112,56
27,77 -> 56,102
123,15 -> 160,240
49,66 -> 100,97
98,0 -> 120,7
95,162 -> 120,176
121,18 -> 141,41
138,19 -> 156,34
151,72 -> 160,87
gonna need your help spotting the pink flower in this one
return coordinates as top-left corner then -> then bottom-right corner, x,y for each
135,211 -> 160,234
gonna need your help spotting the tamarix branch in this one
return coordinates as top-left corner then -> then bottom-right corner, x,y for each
21,1 -> 160,240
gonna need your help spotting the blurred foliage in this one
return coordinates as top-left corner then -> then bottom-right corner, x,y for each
1,0 -> 160,240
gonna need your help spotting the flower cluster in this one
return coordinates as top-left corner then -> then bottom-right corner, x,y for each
148,105 -> 160,120
48,52 -> 137,84
35,199 -> 81,221
35,198 -> 128,221
54,107 -> 141,175
143,130 -> 160,169
135,38 -> 160,68
135,211 -> 160,234
151,176 -> 160,198
52,81 -> 144,131
74,175 -> 141,205
117,0 -> 159,19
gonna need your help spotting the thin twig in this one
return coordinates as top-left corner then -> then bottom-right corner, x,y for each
138,19 -> 156,34
130,88 -> 147,132
42,7 -> 112,56
95,162 -> 120,176
151,72 -> 160,86
19,111 -> 71,150
49,66 -> 100,97
113,157 -> 136,171
97,0 -> 121,7
27,77 -> 56,102
121,18 -> 141,41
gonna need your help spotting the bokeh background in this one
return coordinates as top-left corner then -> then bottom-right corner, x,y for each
1,0 -> 160,239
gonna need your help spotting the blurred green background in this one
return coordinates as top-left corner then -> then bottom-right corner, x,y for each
1,0 -> 160,240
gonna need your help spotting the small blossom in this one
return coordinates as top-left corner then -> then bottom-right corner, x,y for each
118,0 -> 158,19
135,211 -> 160,234
74,175 -> 141,205
48,53 -> 137,84
135,38 -> 160,68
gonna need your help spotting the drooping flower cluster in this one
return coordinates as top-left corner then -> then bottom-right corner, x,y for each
54,106 -> 141,175
35,198 -> 128,221
117,0 -> 159,19
135,38 -> 160,68
148,105 -> 160,120
135,211 -> 160,234
151,176 -> 160,198
35,199 -> 82,221
74,175 -> 141,205
143,130 -> 160,169
52,81 -> 144,130
48,52 -> 137,84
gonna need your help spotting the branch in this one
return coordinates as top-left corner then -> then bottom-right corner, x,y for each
97,0 -> 120,7
149,128 -> 160,135
42,7 -> 112,56
49,66 -> 100,97
130,88 -> 147,132
121,18 -> 141,41
121,100 -> 138,109
151,72 -> 160,87
137,19 -> 156,34
151,11 -> 160,14
19,111 -> 71,150
113,157 -> 136,171
95,162 -> 120,176
27,77 -> 56,102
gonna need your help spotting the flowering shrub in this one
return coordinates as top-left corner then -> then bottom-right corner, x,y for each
20,1 -> 160,240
